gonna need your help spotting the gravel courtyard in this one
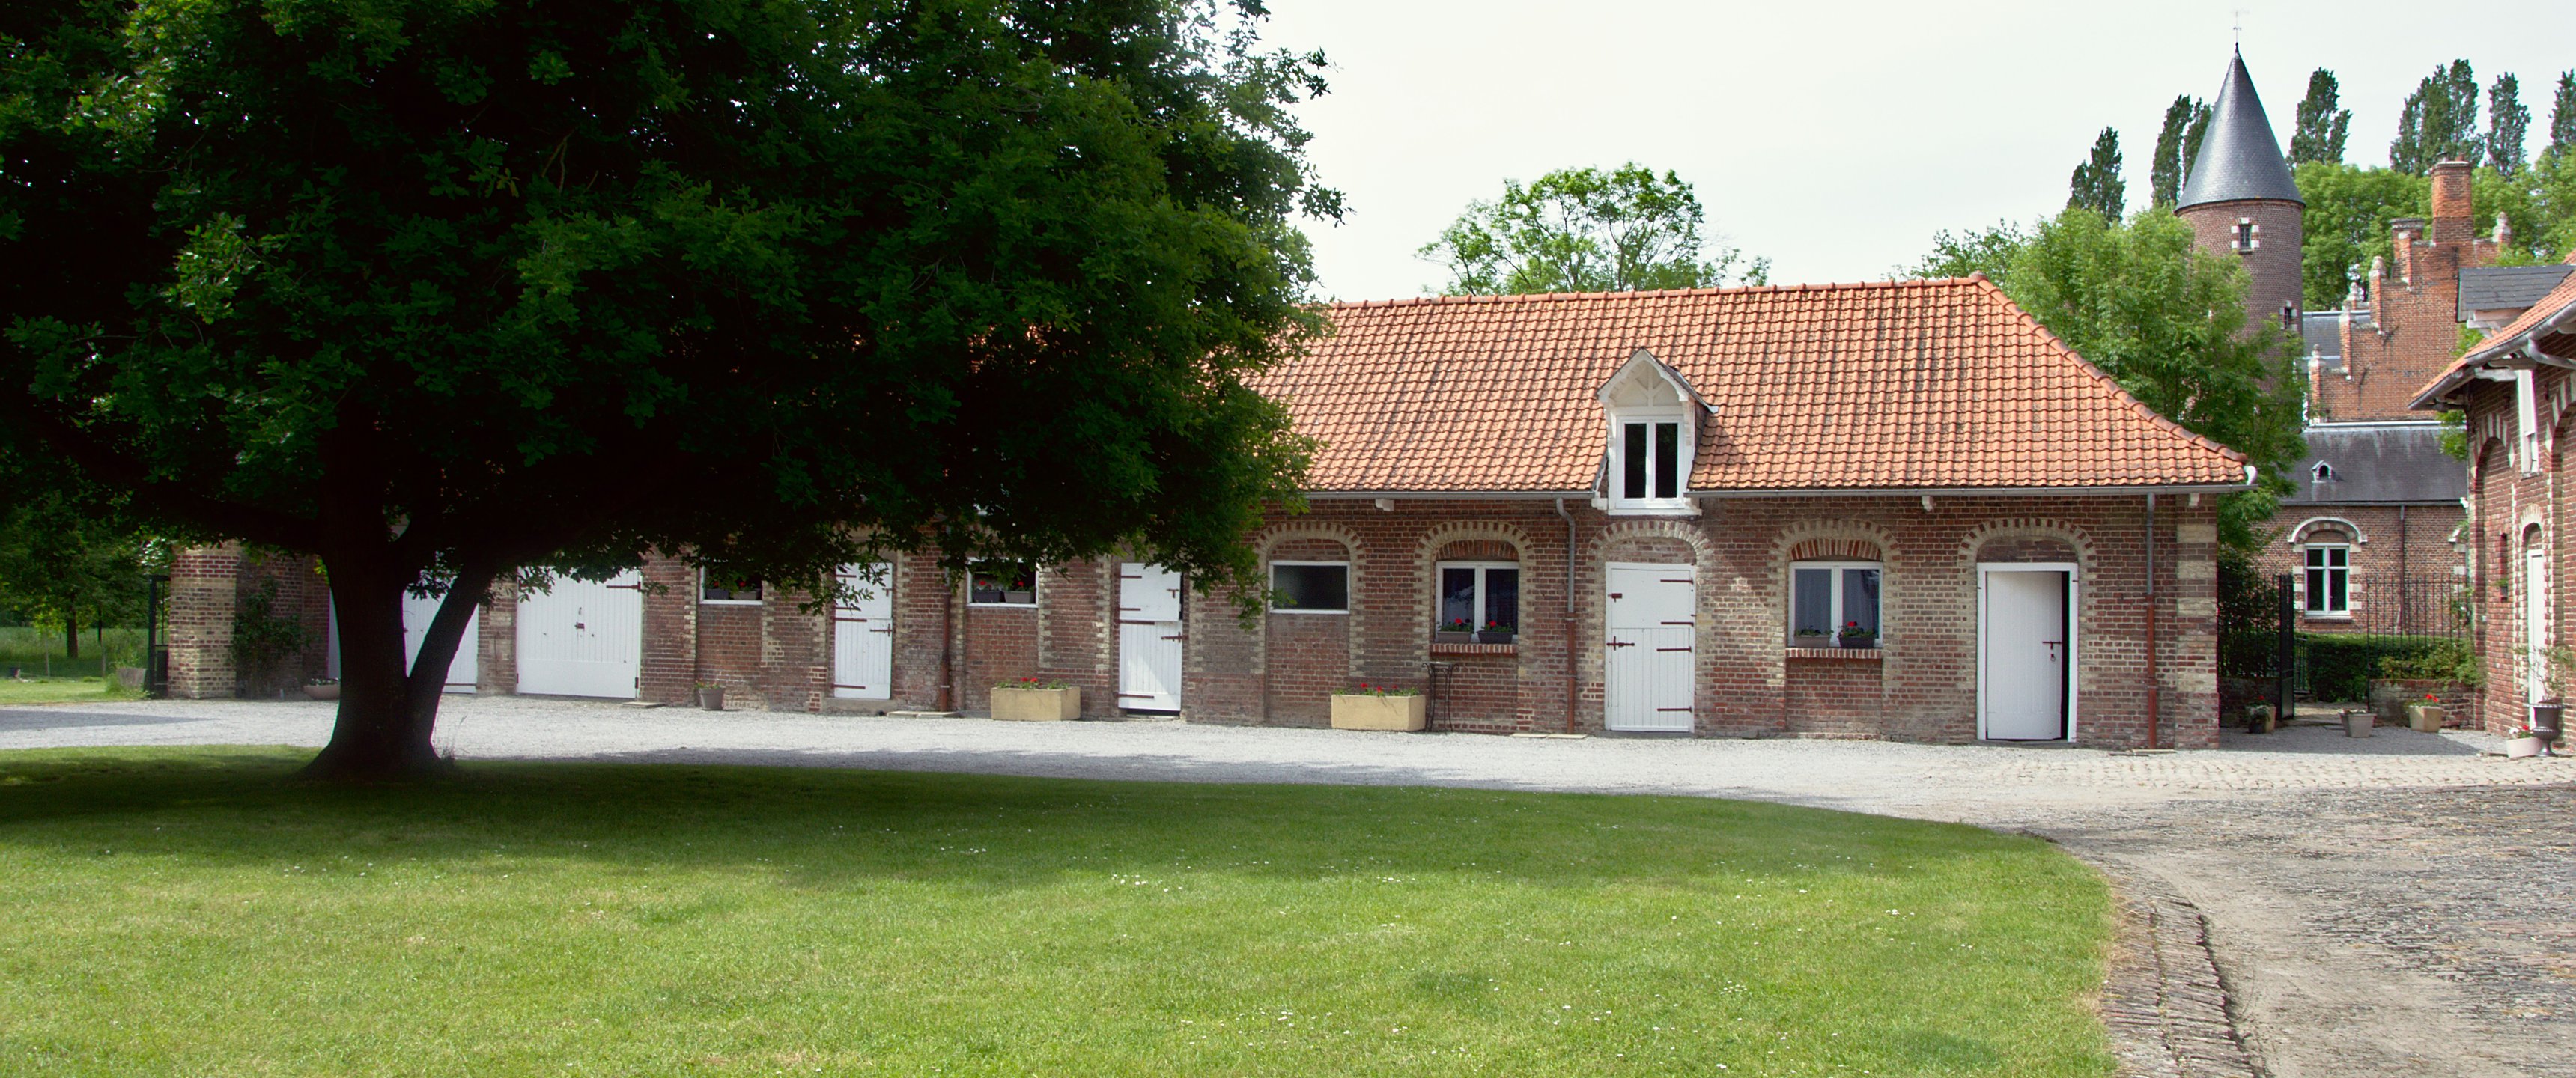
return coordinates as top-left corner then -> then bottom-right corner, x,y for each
4,695 -> 2571,1077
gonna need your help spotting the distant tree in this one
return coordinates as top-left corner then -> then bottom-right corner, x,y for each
2066,128 -> 2126,221
1,0 -> 1334,779
1899,221 -> 2027,284
1999,210 -> 2305,552
2151,96 -> 2212,204
2490,73 -> 2530,175
2391,60 -> 2483,174
2294,163 -> 2430,309
0,489 -> 153,662
2288,70 -> 2351,165
2551,71 -> 2576,160
2472,158 -> 2576,264
1420,164 -> 1767,295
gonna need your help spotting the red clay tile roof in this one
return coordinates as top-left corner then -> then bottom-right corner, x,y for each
1254,277 -> 2250,493
2413,248 -> 2576,409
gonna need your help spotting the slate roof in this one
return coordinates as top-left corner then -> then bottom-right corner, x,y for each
2300,310 -> 2345,362
1254,278 -> 2250,494
2282,421 -> 2464,505
2414,250 -> 2576,407
2458,264 -> 2576,320
2176,52 -> 2303,210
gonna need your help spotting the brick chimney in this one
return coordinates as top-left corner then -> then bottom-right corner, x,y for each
2430,159 -> 2473,244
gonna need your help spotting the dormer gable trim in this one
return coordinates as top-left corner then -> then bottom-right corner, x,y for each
1596,347 -> 1713,414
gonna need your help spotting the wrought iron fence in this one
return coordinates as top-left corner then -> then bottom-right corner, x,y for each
2217,570 -> 2474,701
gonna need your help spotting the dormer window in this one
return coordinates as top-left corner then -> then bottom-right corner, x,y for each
1595,348 -> 1704,515
2311,461 -> 2336,483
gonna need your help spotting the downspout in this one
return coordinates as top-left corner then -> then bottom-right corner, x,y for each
2145,493 -> 2160,750
1556,496 -> 1579,734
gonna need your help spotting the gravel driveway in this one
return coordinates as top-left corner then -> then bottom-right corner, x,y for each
4,695 -> 2571,1077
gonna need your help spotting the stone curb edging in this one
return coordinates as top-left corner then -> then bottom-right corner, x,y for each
2100,867 -> 2260,1078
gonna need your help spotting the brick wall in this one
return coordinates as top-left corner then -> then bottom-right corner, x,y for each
2322,220 -> 2497,422
2250,501 -> 2467,634
2179,198 -> 2303,343
166,544 -> 244,699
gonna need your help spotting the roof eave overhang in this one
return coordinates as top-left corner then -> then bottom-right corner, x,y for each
1304,490 -> 1594,501
1690,479 -> 2254,498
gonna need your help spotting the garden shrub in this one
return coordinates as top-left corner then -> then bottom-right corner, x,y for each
2301,633 -> 2455,701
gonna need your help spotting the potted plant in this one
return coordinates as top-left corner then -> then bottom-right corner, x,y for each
303,677 -> 340,701
696,680 -> 725,711
991,677 -> 1080,721
2506,725 -> 2548,758
1475,619 -> 1516,645
1331,684 -> 1424,731
1434,617 -> 1474,645
2405,692 -> 2447,732
2531,645 -> 2571,753
1836,621 -> 1876,649
2342,707 -> 2372,738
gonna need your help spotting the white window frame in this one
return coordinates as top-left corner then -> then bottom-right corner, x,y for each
2303,545 -> 2351,618
1606,409 -> 1693,514
1787,561 -> 1883,648
1435,561 -> 1521,633
1269,561 -> 1350,615
699,568 -> 765,606
967,559 -> 1040,609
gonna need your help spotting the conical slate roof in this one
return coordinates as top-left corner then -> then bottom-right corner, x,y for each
2176,51 -> 2303,209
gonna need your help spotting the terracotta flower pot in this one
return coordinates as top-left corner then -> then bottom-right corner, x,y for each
303,683 -> 340,701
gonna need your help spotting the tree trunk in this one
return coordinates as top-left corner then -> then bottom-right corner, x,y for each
301,551 -> 492,782
64,609 -> 78,661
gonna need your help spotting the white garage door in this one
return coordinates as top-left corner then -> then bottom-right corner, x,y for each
1604,563 -> 1695,731
516,570 -> 643,698
402,591 -> 479,694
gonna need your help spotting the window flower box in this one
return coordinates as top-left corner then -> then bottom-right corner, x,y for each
1434,619 -> 1474,645
991,680 -> 1079,721
1475,626 -> 1516,645
1331,686 -> 1424,731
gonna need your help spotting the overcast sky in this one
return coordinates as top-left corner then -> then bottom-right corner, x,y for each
1256,0 -> 2575,301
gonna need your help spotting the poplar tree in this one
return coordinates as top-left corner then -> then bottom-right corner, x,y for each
2289,69 -> 2351,165
2550,71 -> 2576,160
2066,128 -> 2126,222
2391,60 -> 2483,174
2151,96 -> 2211,205
2489,73 -> 2530,175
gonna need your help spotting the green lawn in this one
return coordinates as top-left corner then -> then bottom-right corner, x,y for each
0,749 -> 2115,1077
0,675 -> 140,707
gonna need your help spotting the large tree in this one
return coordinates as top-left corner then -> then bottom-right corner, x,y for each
2489,73 -> 2530,176
2288,69 -> 2350,165
0,486 -> 152,663
1417,163 -> 1766,296
1906,210 -> 2305,552
2293,162 -> 2430,308
2550,70 -> 2576,161
2391,60 -> 2483,174
2151,95 -> 2213,205
0,0 -> 1333,778
2066,128 -> 2125,222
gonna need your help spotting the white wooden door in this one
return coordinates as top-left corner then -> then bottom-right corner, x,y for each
515,570 -> 643,698
1604,563 -> 1695,731
833,563 -> 894,700
1981,568 -> 2071,740
1117,563 -> 1185,713
401,591 -> 480,694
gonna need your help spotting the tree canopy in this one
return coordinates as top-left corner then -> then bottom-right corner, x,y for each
2489,73 -> 2530,175
2551,71 -> 2576,159
2289,70 -> 2350,165
1904,210 -> 2305,553
0,0 -> 1336,776
2391,60 -> 2484,174
2150,96 -> 2214,206
1417,164 -> 1765,296
2066,128 -> 2125,221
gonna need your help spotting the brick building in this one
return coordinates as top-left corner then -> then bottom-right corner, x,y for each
2411,252 -> 2576,738
171,278 -> 2248,748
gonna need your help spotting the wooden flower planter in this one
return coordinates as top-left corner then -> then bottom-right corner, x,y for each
991,686 -> 1081,721
1330,693 -> 1425,731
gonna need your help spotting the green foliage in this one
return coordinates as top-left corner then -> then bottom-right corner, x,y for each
0,0 -> 1331,616
2294,162 -> 2428,309
2551,71 -> 2576,159
0,750 -> 2121,1076
2289,70 -> 2351,165
2472,156 -> 2576,263
227,579 -> 309,683
1990,210 -> 2307,553
1418,163 -> 1767,296
2391,60 -> 2484,175
2303,633 -> 2463,702
2065,128 -> 2125,221
1898,220 -> 2024,282
2440,409 -> 2471,461
2489,73 -> 2530,175
0,485 -> 156,658
2378,637 -> 2482,687
2151,95 -> 2213,204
